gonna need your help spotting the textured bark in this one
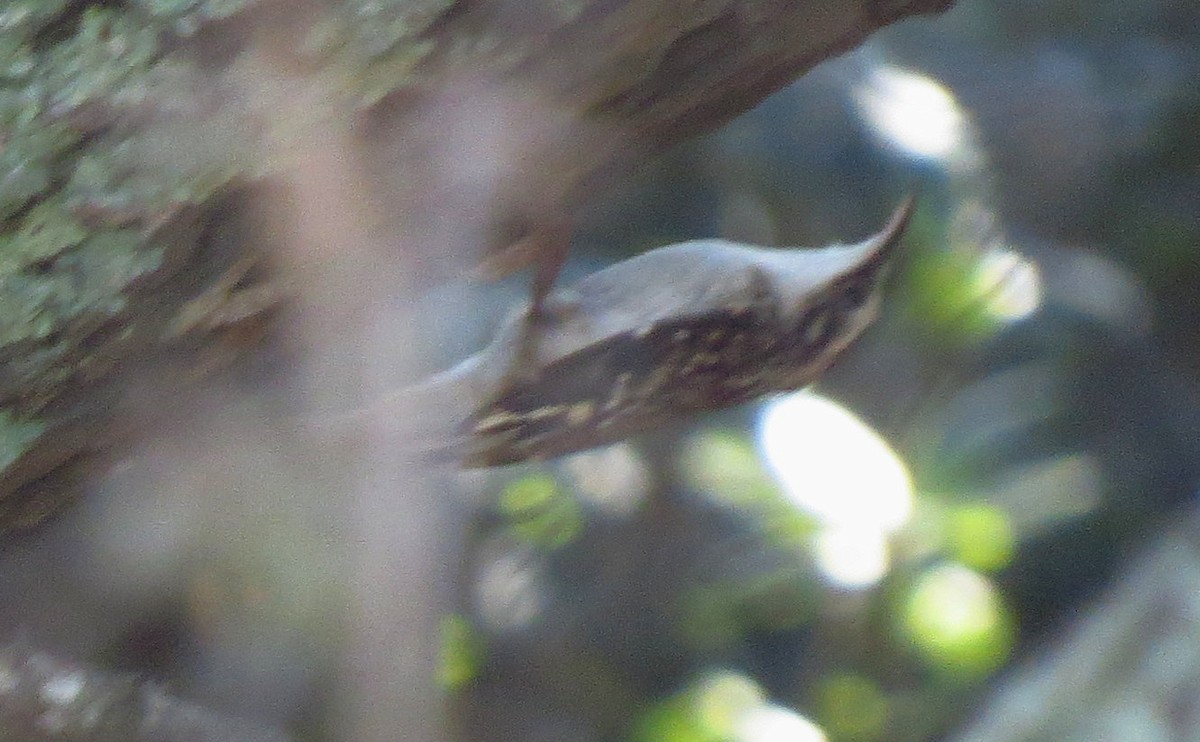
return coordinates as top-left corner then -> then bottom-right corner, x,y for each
0,642 -> 294,742
0,0 -> 955,531
951,506 -> 1200,742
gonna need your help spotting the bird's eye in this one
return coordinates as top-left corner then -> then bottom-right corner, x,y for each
836,275 -> 873,311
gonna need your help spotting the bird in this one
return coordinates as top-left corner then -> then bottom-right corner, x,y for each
311,197 -> 915,467
459,196 -> 916,465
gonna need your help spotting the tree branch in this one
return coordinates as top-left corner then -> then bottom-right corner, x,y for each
0,641 -> 294,742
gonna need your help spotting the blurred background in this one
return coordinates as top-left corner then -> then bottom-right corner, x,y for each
4,1 -> 1200,740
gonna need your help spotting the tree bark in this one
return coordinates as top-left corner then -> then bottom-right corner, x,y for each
0,642 -> 295,742
950,505 -> 1200,742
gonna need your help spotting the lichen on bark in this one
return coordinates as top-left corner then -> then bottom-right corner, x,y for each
0,2 -> 258,528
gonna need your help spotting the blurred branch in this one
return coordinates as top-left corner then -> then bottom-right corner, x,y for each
950,504 -> 1200,742
0,642 -> 294,742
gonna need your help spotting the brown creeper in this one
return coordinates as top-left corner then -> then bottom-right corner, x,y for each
454,197 -> 915,467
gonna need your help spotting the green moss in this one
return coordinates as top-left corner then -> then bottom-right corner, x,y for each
40,8 -> 163,114
0,154 -> 51,223
0,0 -> 467,525
64,126 -> 242,224
307,0 -> 452,104
0,194 -> 157,348
0,28 -> 35,78
0,81 -> 76,221
0,3 -> 244,373
0,410 -> 43,472
67,230 -> 162,307
308,0 -> 453,56
0,1 -> 75,39
134,0 -> 257,35
10,199 -> 86,264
